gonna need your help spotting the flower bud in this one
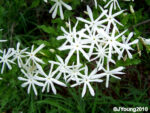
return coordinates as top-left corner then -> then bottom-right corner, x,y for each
65,22 -> 69,28
84,11 -> 88,15
130,5 -> 135,14
123,13 -> 128,16
49,49 -> 55,53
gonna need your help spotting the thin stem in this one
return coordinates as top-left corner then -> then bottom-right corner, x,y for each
133,19 -> 150,28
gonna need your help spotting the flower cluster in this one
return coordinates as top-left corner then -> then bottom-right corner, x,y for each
56,4 -> 138,96
0,0 -> 138,97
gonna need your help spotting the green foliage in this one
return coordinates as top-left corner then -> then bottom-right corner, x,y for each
145,0 -> 150,6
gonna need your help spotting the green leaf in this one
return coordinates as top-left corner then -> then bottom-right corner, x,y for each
31,0 -> 40,8
37,100 -> 73,113
38,25 -> 55,34
116,54 -> 141,66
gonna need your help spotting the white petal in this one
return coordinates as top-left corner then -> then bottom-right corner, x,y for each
106,75 -> 110,88
82,83 -> 87,97
87,5 -> 94,22
50,82 -> 57,94
61,1 -> 72,10
59,4 -> 64,20
76,17 -> 91,24
33,44 -> 45,54
49,3 -> 57,13
87,82 -> 95,96
52,4 -> 58,18
52,78 -> 66,87
32,83 -> 38,95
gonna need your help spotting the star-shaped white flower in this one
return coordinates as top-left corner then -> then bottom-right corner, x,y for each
18,69 -> 44,95
25,44 -> 45,66
77,5 -> 107,30
98,28 -> 127,61
13,42 -> 28,67
48,55 -> 73,80
65,63 -> 85,83
71,66 -> 103,97
58,34 -> 90,65
0,48 -> 15,74
36,63 -> 66,94
82,24 -> 103,57
118,32 -> 139,59
93,63 -> 124,88
57,20 -> 82,47
91,45 -> 115,70
99,4 -> 124,33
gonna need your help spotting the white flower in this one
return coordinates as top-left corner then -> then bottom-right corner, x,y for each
99,4 -> 124,32
71,66 -> 103,97
18,69 -> 44,95
48,55 -> 71,80
98,28 -> 127,60
65,63 -> 85,83
49,0 -> 72,20
58,33 -> 90,65
13,42 -> 28,67
91,45 -> 115,70
36,63 -> 66,94
77,5 -> 107,30
94,64 -> 125,88
118,32 -> 138,59
104,0 -> 121,10
82,24 -> 103,56
0,48 -> 15,74
25,44 -> 45,66
57,20 -> 81,47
